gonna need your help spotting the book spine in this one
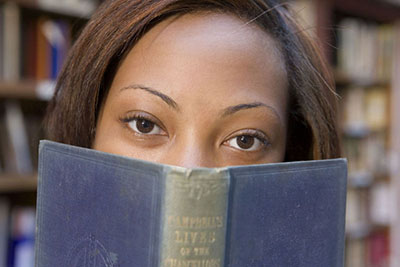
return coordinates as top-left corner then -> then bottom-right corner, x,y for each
8,206 -> 36,267
0,5 -> 4,80
160,168 -> 230,267
4,100 -> 33,174
3,1 -> 20,81
36,18 -> 49,81
0,198 -> 9,267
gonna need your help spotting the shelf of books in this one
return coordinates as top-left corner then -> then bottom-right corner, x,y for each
0,0 -> 99,265
0,174 -> 37,193
336,15 -> 398,267
294,0 -> 400,266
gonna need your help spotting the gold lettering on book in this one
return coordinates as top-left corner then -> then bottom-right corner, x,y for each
164,258 -> 221,267
164,215 -> 224,266
178,247 -> 210,256
193,247 -> 210,256
168,216 -> 224,229
173,178 -> 228,200
162,171 -> 229,267
174,231 -> 216,245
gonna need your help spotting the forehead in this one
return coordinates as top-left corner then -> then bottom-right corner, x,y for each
133,12 -> 287,75
109,11 -> 288,118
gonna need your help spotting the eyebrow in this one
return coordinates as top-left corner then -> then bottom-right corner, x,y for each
221,102 -> 282,122
120,84 -> 179,110
119,84 -> 281,122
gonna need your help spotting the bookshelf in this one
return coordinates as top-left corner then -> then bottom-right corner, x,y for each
294,0 -> 400,266
0,174 -> 37,193
0,81 -> 51,100
0,0 -> 97,18
0,0 -> 100,265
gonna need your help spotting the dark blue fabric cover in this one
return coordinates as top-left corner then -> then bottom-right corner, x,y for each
35,140 -> 346,267
226,162 -> 347,266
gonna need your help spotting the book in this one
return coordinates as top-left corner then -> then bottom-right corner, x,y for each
4,101 -> 33,174
37,0 -> 98,18
21,15 -> 38,80
35,140 -> 347,266
2,1 -> 20,81
0,4 -> 4,79
36,18 -> 50,81
33,17 -> 71,82
370,182 -> 393,226
0,198 -> 10,267
8,207 -> 36,267
346,238 -> 366,267
41,19 -> 68,80
345,188 -> 370,239
365,87 -> 388,132
337,18 -> 394,83
367,230 -> 390,267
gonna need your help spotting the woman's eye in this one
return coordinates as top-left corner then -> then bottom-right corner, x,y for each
128,118 -> 163,135
226,135 -> 266,151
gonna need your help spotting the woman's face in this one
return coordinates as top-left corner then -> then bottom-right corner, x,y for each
93,12 -> 288,168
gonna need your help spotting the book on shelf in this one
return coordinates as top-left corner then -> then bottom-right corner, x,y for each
37,0 -> 98,18
346,229 -> 390,267
7,206 -> 35,267
0,99 -> 44,175
4,100 -> 33,174
1,1 -> 20,81
35,140 -> 347,266
343,133 -> 387,177
341,86 -> 388,134
345,188 -> 370,238
365,87 -> 388,132
0,3 -> 4,80
0,109 -> 13,172
22,16 -> 71,82
342,87 -> 367,135
340,85 -> 389,177
370,181 -> 393,226
346,238 -> 366,267
367,230 -> 390,267
0,198 -> 9,267
346,217 -> 390,267
337,18 -> 394,83
0,3 -> 75,83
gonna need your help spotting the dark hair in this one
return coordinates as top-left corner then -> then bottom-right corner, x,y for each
45,0 -> 340,161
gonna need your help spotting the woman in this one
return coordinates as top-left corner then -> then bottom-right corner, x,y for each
45,0 -> 340,166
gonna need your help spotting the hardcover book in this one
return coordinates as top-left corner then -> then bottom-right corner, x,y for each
35,140 -> 347,267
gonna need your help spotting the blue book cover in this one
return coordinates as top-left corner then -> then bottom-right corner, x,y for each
35,140 -> 347,267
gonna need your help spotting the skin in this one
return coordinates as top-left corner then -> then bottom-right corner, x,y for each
93,12 -> 288,168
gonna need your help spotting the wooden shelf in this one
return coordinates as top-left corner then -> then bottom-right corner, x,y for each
346,223 -> 372,239
335,69 -> 391,88
0,80 -> 54,100
334,0 -> 400,23
348,171 -> 374,188
346,222 -> 390,240
0,173 -> 37,193
0,81 -> 37,99
0,0 -> 95,19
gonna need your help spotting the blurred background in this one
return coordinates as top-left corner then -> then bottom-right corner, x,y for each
0,0 -> 399,266
292,1 -> 400,266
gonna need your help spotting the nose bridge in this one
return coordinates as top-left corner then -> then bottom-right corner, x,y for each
163,132 -> 215,168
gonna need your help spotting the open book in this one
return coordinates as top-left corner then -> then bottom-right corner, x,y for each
35,140 -> 347,266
